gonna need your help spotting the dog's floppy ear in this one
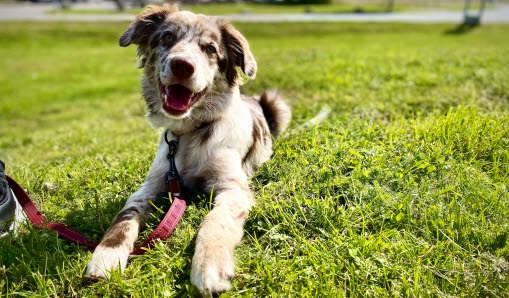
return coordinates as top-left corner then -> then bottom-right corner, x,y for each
119,4 -> 178,47
219,21 -> 257,85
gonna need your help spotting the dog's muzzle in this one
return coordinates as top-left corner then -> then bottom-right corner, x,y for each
159,82 -> 207,116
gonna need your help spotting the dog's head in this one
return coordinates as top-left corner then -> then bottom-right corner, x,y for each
120,5 -> 256,123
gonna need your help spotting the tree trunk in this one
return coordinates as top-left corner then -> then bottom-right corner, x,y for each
386,0 -> 395,12
134,0 -> 148,9
114,0 -> 126,12
59,0 -> 70,10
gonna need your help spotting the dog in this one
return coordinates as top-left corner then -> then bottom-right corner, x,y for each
85,5 -> 291,295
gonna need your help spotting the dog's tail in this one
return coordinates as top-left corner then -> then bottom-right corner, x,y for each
259,90 -> 291,138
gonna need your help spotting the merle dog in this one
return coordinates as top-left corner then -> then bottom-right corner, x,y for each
85,5 -> 291,295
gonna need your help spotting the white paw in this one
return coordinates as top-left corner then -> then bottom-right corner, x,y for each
85,245 -> 130,279
190,246 -> 235,296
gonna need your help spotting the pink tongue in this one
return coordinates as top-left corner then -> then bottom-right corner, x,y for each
164,85 -> 193,111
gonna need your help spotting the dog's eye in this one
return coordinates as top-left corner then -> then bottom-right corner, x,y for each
161,32 -> 175,45
205,44 -> 217,55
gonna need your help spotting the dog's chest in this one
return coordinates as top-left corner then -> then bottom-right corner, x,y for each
171,127 -> 231,194
175,147 -> 207,192
170,122 -> 252,194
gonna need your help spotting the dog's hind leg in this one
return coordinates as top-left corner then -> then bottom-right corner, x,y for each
85,134 -> 170,279
190,151 -> 254,295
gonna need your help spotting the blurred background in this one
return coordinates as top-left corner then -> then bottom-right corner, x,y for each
0,0 -> 507,26
0,0 -> 508,22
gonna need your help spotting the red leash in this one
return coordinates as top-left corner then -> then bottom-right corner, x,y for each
6,175 -> 186,255
5,131 -> 187,255
6,175 -> 99,251
131,178 -> 186,255
6,175 -> 99,250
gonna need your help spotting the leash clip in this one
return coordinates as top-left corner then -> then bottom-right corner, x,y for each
164,131 -> 180,183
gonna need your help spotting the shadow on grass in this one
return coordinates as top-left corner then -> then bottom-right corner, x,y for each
0,190 -> 207,295
0,225 -> 91,295
445,18 -> 481,34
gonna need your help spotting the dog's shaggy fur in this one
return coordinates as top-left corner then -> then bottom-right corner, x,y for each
85,5 -> 291,295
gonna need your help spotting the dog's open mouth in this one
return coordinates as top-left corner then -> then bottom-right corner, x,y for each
159,82 -> 206,116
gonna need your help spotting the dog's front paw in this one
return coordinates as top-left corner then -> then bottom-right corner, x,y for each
85,245 -> 130,279
191,245 -> 235,296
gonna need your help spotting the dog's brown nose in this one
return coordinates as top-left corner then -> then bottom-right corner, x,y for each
170,57 -> 195,80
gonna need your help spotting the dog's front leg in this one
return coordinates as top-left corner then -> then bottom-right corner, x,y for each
85,134 -> 171,279
191,157 -> 254,295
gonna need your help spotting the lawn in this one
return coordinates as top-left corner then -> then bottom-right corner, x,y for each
1,21 -> 509,297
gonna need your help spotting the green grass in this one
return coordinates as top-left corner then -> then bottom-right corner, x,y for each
1,21 -> 509,297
